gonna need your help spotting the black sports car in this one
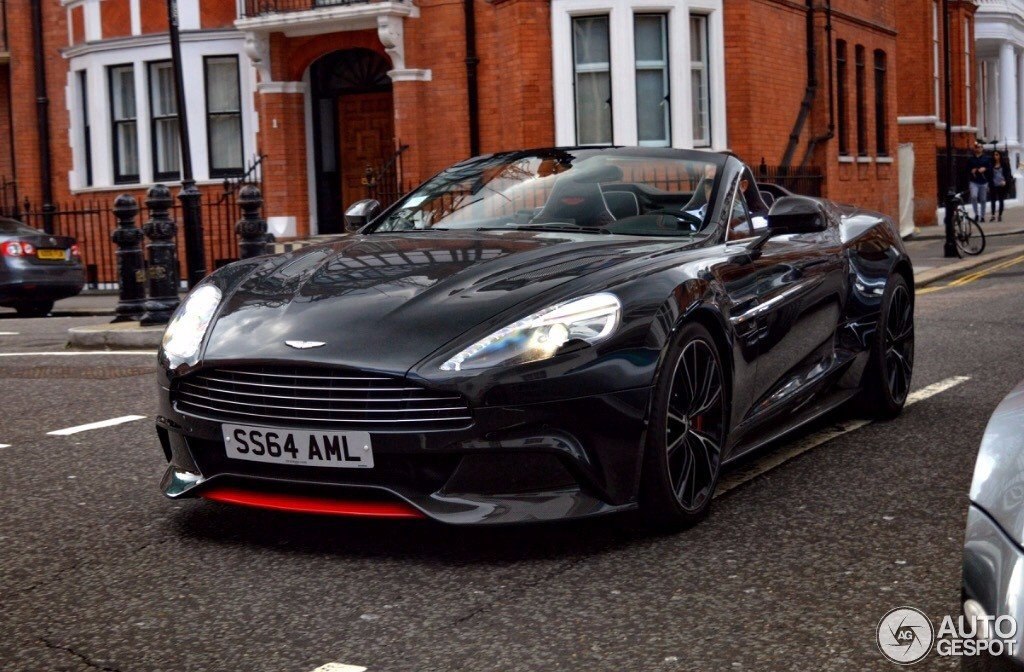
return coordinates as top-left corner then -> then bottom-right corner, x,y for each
156,147 -> 914,528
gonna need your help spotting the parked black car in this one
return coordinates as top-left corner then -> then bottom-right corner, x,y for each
0,218 -> 85,317
155,147 -> 914,528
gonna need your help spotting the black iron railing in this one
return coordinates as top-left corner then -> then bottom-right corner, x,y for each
756,160 -> 825,197
365,143 -> 410,208
242,0 -> 378,18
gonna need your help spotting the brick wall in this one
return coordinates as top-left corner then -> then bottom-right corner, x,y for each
0,67 -> 12,182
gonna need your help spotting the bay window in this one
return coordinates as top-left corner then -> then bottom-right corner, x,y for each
554,1 -> 724,149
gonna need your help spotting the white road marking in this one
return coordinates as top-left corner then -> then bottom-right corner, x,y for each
0,331 -> 19,335
47,415 -> 147,436
0,444 -> 9,449
0,351 -> 157,357
309,664 -> 368,672
715,375 -> 972,496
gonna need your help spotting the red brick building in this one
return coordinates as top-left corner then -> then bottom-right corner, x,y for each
0,0 -> 979,279
895,0 -> 978,227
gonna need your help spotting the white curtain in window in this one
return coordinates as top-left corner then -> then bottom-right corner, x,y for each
206,57 -> 243,172
635,15 -> 669,146
117,121 -> 139,177
690,15 -> 711,147
573,17 -> 612,145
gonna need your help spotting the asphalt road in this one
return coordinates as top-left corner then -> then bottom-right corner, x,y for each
1,253 -> 1023,672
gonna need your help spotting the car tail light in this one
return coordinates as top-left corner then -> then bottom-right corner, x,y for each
2,241 -> 25,256
70,244 -> 80,257
23,243 -> 35,255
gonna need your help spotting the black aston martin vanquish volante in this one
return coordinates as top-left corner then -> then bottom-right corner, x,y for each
156,147 -> 914,528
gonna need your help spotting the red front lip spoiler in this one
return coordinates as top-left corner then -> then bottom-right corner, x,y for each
202,487 -> 426,519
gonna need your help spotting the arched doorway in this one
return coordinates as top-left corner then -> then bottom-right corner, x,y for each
310,48 -> 394,233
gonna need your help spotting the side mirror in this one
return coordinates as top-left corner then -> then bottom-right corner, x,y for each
765,196 -> 828,235
344,199 -> 382,230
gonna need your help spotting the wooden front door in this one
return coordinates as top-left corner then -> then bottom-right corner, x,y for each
338,92 -> 395,210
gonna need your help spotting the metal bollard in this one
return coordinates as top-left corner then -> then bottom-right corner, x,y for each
110,194 -> 146,322
140,184 -> 181,326
236,185 -> 269,259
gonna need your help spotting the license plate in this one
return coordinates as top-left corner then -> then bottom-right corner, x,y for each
37,248 -> 65,260
222,424 -> 373,469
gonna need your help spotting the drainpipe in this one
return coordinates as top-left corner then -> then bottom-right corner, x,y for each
463,0 -> 481,157
30,0 -> 54,232
801,0 -> 834,167
780,0 -> 818,169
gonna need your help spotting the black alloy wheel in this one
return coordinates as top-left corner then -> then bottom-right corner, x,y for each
860,274 -> 914,419
883,283 -> 914,406
640,322 -> 727,530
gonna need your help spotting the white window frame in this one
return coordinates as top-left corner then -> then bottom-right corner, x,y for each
552,0 -> 726,150
65,33 -> 256,192
964,18 -> 972,127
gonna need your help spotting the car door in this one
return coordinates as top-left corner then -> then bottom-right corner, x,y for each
744,210 -> 848,416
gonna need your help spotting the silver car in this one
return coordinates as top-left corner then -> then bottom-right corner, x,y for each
964,380 -> 1024,671
0,218 -> 85,317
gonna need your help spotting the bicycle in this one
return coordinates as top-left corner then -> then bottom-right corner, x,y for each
950,191 -> 986,256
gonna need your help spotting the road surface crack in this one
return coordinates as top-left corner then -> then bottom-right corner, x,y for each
452,557 -> 587,625
38,637 -> 122,672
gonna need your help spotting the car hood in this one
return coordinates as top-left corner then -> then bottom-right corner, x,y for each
202,231 -> 685,373
969,378 -> 1024,546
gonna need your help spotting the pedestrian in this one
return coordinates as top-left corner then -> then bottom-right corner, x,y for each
989,149 -> 1012,222
966,142 -> 994,222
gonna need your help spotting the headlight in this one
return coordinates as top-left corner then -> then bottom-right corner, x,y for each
161,284 -> 222,362
440,293 -> 621,372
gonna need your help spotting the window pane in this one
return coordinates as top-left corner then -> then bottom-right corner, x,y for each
150,63 -> 177,117
575,71 -> 612,145
210,115 -> 243,171
154,118 -> 180,175
116,121 -> 138,177
635,15 -> 665,64
690,16 -> 710,146
637,71 -> 667,143
206,58 -> 240,113
112,67 -> 135,121
573,17 -> 610,66
690,16 -> 705,62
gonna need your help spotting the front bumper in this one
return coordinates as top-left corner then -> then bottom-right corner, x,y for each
156,385 -> 652,525
962,504 -> 1024,671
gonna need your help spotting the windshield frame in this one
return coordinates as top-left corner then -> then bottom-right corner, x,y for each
363,147 -> 729,238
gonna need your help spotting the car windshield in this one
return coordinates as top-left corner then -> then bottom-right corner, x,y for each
369,148 -> 725,237
0,218 -> 41,236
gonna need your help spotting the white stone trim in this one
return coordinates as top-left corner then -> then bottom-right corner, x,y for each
62,30 -> 242,59
388,68 -> 432,82
551,0 -> 726,150
838,155 -> 855,163
856,156 -> 873,163
897,115 -> 940,125
257,81 -> 308,94
875,156 -> 894,164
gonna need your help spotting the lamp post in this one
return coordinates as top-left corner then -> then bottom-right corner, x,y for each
167,0 -> 207,287
942,0 -> 958,258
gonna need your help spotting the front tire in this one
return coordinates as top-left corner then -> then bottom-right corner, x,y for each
860,274 -> 914,419
639,322 -> 728,531
14,301 -> 54,318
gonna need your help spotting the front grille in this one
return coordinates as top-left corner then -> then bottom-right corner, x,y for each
173,365 -> 472,431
